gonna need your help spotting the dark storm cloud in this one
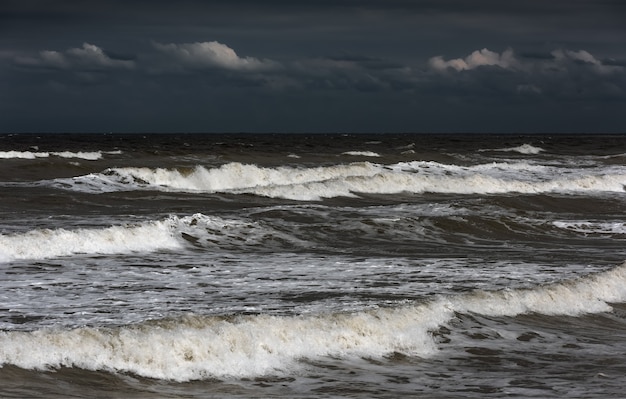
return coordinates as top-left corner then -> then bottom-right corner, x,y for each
16,40 -> 621,95
426,47 -> 626,106
1,0 -> 625,132
4,1 -> 625,39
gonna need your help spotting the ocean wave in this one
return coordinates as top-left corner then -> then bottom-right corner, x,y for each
479,144 -> 545,154
553,221 -> 626,236
50,161 -> 626,200
0,213 -> 305,262
51,162 -> 381,198
0,219 -> 181,262
0,307 -> 444,381
1,262 -> 625,381
0,150 -> 119,160
342,151 -> 381,157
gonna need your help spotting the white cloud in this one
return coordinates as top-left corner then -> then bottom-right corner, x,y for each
430,47 -> 623,77
153,41 -> 280,72
429,48 -> 519,72
551,49 -> 620,74
16,43 -> 135,70
67,43 -> 134,69
426,46 -> 625,101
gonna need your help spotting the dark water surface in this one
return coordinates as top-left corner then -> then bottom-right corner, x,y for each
1,133 -> 626,398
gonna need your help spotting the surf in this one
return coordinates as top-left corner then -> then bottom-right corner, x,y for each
0,218 -> 181,262
0,213 -> 306,262
48,161 -> 626,200
2,262 -> 625,381
0,151 -> 115,160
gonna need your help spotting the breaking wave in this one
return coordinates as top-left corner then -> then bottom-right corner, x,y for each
0,150 -> 121,160
480,144 -> 545,154
1,262 -> 625,381
0,214 -> 303,262
342,151 -> 381,157
50,161 -> 626,200
0,219 -> 180,262
553,221 -> 626,236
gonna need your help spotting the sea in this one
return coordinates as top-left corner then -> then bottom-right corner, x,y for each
1,133 -> 625,398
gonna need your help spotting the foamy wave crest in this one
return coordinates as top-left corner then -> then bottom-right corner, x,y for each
0,306 -> 447,381
2,262 -> 626,381
0,150 -> 110,160
0,213 -> 301,262
342,151 -> 381,157
53,162 -> 381,199
0,151 -> 47,159
51,151 -> 104,160
481,144 -> 545,154
52,161 -> 626,200
455,261 -> 626,316
553,221 -> 626,236
0,219 -> 182,262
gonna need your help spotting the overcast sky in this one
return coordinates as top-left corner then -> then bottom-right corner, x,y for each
1,0 -> 625,133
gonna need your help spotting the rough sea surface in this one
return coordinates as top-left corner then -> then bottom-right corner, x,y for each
1,133 -> 626,398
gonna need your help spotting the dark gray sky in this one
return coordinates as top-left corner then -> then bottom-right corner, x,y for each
1,0 -> 625,133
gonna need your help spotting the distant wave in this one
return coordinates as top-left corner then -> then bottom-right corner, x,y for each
342,151 -> 381,157
49,161 -> 626,200
1,261 -> 625,380
0,150 -> 121,160
479,144 -> 545,155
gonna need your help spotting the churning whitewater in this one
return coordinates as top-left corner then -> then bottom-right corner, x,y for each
47,160 -> 626,200
2,262 -> 626,382
1,133 -> 626,398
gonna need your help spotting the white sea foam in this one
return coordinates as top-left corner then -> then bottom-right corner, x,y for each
0,150 -> 111,160
53,162 -> 381,198
342,151 -> 381,157
553,221 -> 626,235
1,262 -> 625,380
0,213 -> 299,262
0,151 -> 47,159
0,219 -> 181,262
454,261 -> 626,317
50,161 -> 626,200
0,305 -> 445,381
50,151 -> 104,160
481,144 -> 545,154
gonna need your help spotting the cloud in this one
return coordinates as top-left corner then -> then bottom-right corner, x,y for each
283,54 -> 415,93
430,47 -> 624,76
429,48 -> 519,71
147,42 -> 411,92
152,41 -> 280,72
425,47 -> 625,103
551,49 -> 621,74
9,40 -> 624,103
16,43 -> 135,70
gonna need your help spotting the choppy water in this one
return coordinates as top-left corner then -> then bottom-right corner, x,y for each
1,133 -> 626,398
